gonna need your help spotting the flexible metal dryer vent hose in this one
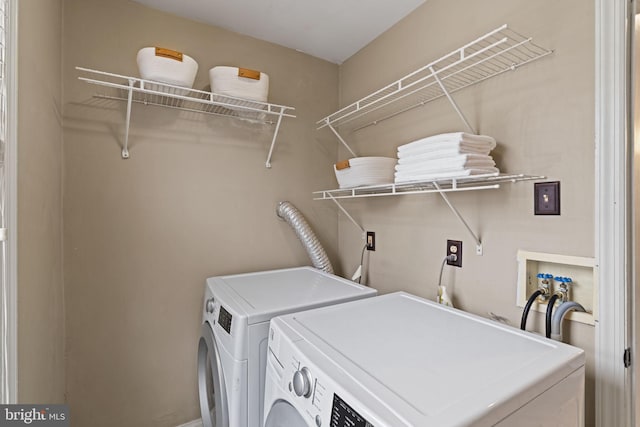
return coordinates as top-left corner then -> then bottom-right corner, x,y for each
276,201 -> 334,274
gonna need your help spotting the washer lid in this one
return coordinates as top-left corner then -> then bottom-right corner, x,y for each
208,267 -> 376,324
289,292 -> 585,425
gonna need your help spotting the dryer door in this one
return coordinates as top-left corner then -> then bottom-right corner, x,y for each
198,323 -> 229,427
264,400 -> 308,427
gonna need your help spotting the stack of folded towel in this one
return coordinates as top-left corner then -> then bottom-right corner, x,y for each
394,132 -> 499,183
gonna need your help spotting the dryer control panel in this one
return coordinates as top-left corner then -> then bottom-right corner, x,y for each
278,353 -> 376,427
265,319 -> 392,427
331,394 -> 374,427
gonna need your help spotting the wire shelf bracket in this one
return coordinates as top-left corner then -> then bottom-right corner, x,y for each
76,67 -> 296,166
325,119 -> 358,158
314,174 -> 546,255
429,65 -> 476,135
433,182 -> 482,255
326,193 -> 366,239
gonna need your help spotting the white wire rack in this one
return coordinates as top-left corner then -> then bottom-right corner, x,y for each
316,24 -> 553,155
313,173 -> 543,200
313,24 -> 552,253
314,173 -> 546,255
77,67 -> 296,166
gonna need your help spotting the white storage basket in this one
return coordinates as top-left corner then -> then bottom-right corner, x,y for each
209,66 -> 269,102
334,157 -> 397,189
136,47 -> 198,94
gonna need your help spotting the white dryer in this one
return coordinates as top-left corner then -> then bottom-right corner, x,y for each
197,267 -> 377,427
264,292 -> 585,427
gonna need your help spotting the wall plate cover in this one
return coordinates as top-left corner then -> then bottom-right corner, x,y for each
366,231 -> 375,251
446,240 -> 462,268
534,181 -> 560,215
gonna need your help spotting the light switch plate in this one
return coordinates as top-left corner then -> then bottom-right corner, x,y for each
534,181 -> 560,215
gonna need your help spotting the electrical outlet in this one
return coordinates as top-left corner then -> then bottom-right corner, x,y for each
366,231 -> 375,251
447,240 -> 462,268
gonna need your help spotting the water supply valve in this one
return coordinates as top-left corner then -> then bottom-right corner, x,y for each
554,276 -> 573,303
536,273 -> 552,301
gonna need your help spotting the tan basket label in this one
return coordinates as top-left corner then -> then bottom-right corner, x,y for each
238,68 -> 261,80
335,159 -> 351,170
155,47 -> 183,62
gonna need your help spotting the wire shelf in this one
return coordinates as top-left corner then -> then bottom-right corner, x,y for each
313,173 -> 545,200
76,67 -> 295,166
316,25 -> 552,133
77,67 -> 295,123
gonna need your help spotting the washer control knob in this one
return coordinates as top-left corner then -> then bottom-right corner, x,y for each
205,298 -> 215,314
292,367 -> 312,398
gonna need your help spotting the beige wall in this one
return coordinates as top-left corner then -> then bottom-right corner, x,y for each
62,0 -> 338,425
635,13 -> 640,423
53,0 -> 597,424
337,0 -> 596,424
17,0 -> 65,404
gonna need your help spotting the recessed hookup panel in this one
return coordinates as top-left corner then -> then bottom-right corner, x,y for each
534,181 -> 560,215
366,231 -> 375,251
447,240 -> 462,268
516,250 -> 596,326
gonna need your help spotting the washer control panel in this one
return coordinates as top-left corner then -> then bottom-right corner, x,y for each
205,297 -> 215,314
217,306 -> 233,334
202,289 -> 232,336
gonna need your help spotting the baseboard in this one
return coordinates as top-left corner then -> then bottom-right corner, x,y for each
175,419 -> 202,427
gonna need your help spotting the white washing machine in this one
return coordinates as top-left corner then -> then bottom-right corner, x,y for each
197,266 -> 377,427
264,292 -> 585,427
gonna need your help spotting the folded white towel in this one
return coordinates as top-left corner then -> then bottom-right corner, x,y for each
395,161 -> 496,175
398,132 -> 497,157
394,167 -> 500,183
398,140 -> 496,158
398,132 -> 496,151
395,154 -> 495,172
397,146 -> 493,164
395,165 -> 497,179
